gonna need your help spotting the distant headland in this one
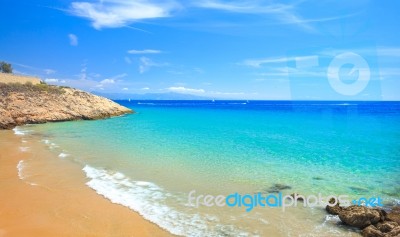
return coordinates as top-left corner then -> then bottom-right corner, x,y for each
0,70 -> 133,129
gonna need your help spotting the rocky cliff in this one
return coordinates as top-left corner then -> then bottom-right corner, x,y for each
0,83 -> 133,129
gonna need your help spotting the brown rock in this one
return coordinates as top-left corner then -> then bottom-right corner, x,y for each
387,212 -> 400,225
376,221 -> 399,233
339,206 -> 383,228
362,225 -> 384,237
383,226 -> 400,237
326,197 -> 343,215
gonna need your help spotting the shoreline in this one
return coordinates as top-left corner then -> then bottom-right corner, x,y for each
0,129 -> 172,237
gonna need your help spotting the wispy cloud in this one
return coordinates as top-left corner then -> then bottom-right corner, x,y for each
193,0 -> 355,31
167,86 -> 205,93
68,34 -> 78,46
44,69 -> 56,75
124,56 -> 132,64
377,47 -> 400,57
79,63 -> 87,80
242,55 -> 316,67
69,0 -> 180,29
128,49 -> 162,54
194,0 -> 292,14
139,57 -> 167,73
11,62 -> 58,77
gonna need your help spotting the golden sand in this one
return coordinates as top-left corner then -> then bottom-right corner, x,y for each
0,130 -> 172,237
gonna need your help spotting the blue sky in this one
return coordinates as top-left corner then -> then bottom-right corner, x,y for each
1,0 -> 399,100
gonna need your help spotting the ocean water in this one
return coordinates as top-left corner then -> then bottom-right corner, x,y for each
15,100 -> 400,236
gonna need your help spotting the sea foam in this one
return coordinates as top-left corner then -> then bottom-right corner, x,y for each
13,127 -> 26,135
82,165 -> 250,237
17,160 -> 25,180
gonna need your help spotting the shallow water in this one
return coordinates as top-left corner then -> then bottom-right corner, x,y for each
16,100 -> 400,236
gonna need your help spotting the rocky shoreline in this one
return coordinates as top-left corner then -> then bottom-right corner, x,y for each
325,199 -> 400,237
0,82 -> 133,129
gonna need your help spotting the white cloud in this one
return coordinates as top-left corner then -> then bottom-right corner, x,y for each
45,78 -> 59,83
122,87 -> 129,91
141,87 -> 150,90
70,0 -> 180,29
100,78 -> 115,84
44,78 -> 67,84
139,57 -> 167,73
68,34 -> 78,46
167,86 -> 205,94
128,49 -> 162,54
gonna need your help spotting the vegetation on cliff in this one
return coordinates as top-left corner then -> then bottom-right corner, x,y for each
0,61 -> 13,73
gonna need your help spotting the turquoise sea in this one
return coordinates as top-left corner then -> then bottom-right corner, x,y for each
16,101 -> 400,236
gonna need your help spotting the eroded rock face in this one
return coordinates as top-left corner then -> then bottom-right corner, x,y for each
362,225 -> 384,237
386,209 -> 400,225
338,206 -> 384,228
384,226 -> 400,237
376,221 -> 399,233
0,84 -> 133,129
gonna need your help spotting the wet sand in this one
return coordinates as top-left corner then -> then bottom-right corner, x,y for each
0,129 -> 172,237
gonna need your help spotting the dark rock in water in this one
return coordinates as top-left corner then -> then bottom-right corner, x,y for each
349,186 -> 369,194
312,176 -> 323,180
266,184 -> 291,193
339,206 -> 384,228
376,221 -> 399,233
326,197 -> 343,215
362,225 -> 384,237
290,193 -> 304,202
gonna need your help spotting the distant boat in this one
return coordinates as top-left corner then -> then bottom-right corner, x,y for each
128,98 -> 131,102
212,99 -> 215,102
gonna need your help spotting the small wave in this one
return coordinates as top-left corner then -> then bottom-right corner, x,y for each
16,160 -> 38,186
58,153 -> 69,158
19,147 -> 30,152
17,160 -> 25,180
42,139 -> 59,149
137,102 -> 155,105
13,127 -> 26,135
82,165 -> 249,237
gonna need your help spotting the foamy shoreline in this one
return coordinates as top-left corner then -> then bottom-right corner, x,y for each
0,128 -> 171,237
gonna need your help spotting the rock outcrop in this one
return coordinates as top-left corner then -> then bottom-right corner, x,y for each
325,201 -> 400,237
0,83 -> 133,129
338,206 -> 383,228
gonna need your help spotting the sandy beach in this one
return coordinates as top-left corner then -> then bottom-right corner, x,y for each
0,129 -> 171,237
